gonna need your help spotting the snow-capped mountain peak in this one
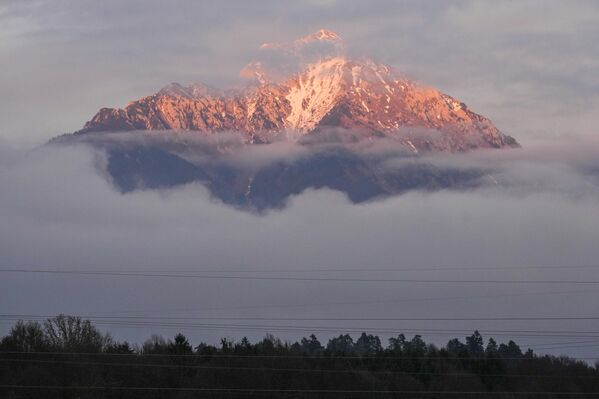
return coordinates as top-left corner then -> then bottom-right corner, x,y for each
73,30 -> 518,152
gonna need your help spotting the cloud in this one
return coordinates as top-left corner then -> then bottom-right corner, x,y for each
1,139 -> 599,357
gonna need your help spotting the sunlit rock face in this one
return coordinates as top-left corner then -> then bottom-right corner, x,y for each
54,29 -> 519,210
74,29 -> 517,152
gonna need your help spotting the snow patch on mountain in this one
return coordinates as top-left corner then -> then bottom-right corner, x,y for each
285,57 -> 347,131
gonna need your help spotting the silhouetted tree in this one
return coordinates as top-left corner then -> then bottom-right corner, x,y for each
0,320 -> 46,352
255,334 -> 284,354
236,336 -> 252,354
447,338 -> 467,356
466,330 -> 484,356
104,341 -> 135,354
485,337 -> 499,356
142,334 -> 169,354
388,333 -> 407,353
220,337 -> 235,353
195,341 -> 217,356
354,332 -> 382,356
404,335 -> 427,356
43,315 -> 109,352
169,333 -> 193,355
326,334 -> 354,355
300,334 -> 323,357
498,340 -> 522,358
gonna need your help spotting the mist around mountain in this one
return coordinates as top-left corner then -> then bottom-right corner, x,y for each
47,30 -> 523,209
54,130 -> 493,210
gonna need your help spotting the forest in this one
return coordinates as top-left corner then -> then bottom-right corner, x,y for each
1,315 -> 598,398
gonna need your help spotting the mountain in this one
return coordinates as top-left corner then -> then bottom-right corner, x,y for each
74,30 -> 517,152
54,29 -> 519,210
100,143 -> 484,210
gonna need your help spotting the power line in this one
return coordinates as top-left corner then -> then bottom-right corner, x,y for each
9,319 -> 599,342
7,318 -> 599,355
4,323 -> 599,351
4,316 -> 599,343
82,287 -> 599,316
8,320 -> 599,339
531,341 -> 599,351
1,358 -> 597,379
7,319 -> 599,344
5,264 -> 597,273
530,338 -> 599,348
2,351 -> 597,361
3,314 -> 599,322
1,385 -> 599,395
2,269 -> 599,284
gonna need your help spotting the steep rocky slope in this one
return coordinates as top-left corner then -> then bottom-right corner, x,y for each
75,30 -> 517,152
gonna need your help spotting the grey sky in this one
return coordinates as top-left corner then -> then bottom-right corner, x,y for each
1,0 -> 598,145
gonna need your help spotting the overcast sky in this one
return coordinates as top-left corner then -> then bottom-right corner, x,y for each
2,1 -> 599,357
1,0 -> 598,146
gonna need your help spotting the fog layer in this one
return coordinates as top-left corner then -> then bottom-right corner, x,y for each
1,138 -> 599,356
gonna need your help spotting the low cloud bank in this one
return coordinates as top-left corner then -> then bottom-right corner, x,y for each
1,138 -> 599,357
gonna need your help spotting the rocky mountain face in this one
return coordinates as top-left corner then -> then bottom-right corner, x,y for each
57,29 -> 519,210
75,29 -> 517,152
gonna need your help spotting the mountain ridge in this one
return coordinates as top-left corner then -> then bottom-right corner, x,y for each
73,29 -> 518,152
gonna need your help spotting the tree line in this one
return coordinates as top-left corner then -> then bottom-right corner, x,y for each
1,315 -> 598,398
